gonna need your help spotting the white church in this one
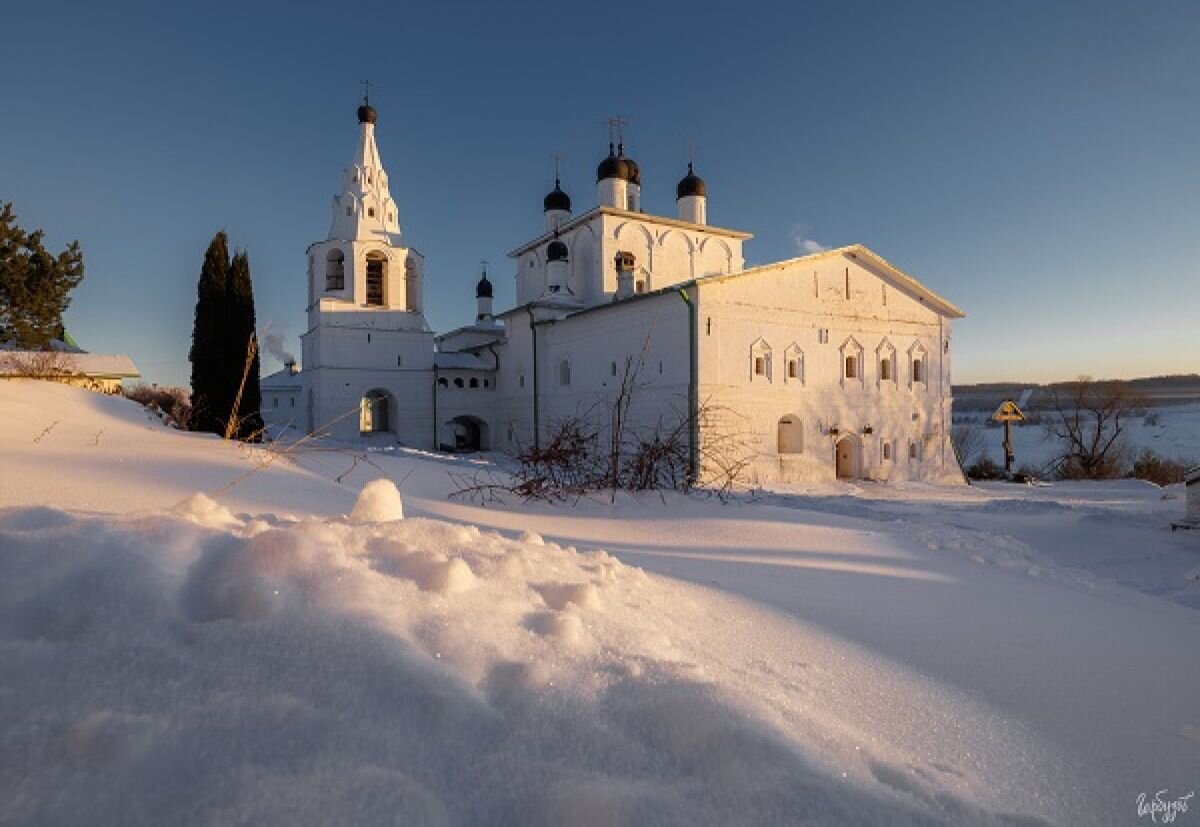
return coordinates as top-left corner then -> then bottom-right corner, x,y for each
266,100 -> 966,484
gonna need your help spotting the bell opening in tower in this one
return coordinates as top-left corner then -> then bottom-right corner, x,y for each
366,253 -> 386,306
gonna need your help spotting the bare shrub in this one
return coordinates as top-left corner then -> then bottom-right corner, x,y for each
951,421 -> 985,468
125,384 -> 192,430
0,350 -> 79,379
966,455 -> 1005,481
1130,450 -> 1191,487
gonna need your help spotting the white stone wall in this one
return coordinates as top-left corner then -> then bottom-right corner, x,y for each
694,252 -> 961,484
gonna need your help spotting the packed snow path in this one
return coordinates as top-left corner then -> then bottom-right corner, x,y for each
2,382 -> 1198,825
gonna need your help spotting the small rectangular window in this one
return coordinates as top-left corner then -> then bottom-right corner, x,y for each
290,397 -> 295,408
755,356 -> 765,376
909,442 -> 918,460
881,358 -> 891,381
913,359 -> 923,383
845,356 -> 857,379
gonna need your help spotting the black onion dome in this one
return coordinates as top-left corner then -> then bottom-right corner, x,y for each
596,143 -> 634,183
357,104 -> 377,124
476,273 -> 493,298
547,239 -> 569,261
544,179 -> 571,212
676,163 -> 706,199
623,146 -> 641,186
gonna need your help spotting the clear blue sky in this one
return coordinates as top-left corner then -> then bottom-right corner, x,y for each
4,0 -> 1198,386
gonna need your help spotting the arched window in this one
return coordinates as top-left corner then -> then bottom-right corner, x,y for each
454,378 -> 464,388
325,249 -> 345,291
437,377 -> 448,388
366,252 -> 387,306
559,359 -> 571,386
909,441 -> 918,460
882,440 -> 892,461
611,361 -> 617,377
777,416 -> 803,454
469,378 -> 479,388
360,390 -> 389,434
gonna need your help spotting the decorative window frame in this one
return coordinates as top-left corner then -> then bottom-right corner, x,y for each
750,338 -> 772,383
875,337 -> 897,388
783,342 -> 804,385
839,336 -> 864,388
908,341 -> 928,389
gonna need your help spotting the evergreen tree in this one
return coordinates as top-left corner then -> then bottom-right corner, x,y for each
227,249 -> 264,440
188,231 -> 231,435
0,201 -> 85,348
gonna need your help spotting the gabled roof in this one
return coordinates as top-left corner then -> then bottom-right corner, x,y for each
696,244 -> 965,318
261,368 -> 302,389
508,206 -> 752,258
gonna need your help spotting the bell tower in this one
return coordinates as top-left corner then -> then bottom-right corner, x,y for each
299,95 -> 435,444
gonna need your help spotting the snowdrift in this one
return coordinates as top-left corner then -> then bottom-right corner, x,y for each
1,484 -> 1065,826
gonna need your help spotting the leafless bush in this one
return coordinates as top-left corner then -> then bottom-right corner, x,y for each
125,384 -> 192,429
0,350 -> 79,379
1130,450 -> 1192,487
951,421 -> 986,468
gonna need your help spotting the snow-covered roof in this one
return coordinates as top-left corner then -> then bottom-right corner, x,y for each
0,351 -> 140,378
434,352 -> 490,370
261,367 -> 302,390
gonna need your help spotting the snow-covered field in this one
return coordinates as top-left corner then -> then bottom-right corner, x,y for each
2,381 -> 1198,826
954,401 -> 1200,474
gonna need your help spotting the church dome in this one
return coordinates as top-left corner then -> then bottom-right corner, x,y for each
476,272 -> 493,299
676,163 -> 706,199
547,238 -> 569,262
544,180 -> 571,212
597,143 -> 636,183
357,103 -> 377,124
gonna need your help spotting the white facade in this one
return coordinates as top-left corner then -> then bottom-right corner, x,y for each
297,103 -> 966,484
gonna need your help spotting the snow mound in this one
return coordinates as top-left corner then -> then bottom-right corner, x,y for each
171,492 -> 240,530
0,502 -> 1066,825
349,478 -> 404,523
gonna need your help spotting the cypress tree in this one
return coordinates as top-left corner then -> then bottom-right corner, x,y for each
227,249 -> 264,440
188,231 -> 231,435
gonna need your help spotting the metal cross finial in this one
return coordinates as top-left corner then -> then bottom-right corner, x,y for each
480,259 -> 489,277
687,139 -> 694,169
605,115 -> 629,145
361,79 -> 373,105
551,152 -> 562,183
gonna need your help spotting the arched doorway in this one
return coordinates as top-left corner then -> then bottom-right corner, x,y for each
360,389 -> 390,434
835,435 -> 860,479
449,415 -> 488,452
